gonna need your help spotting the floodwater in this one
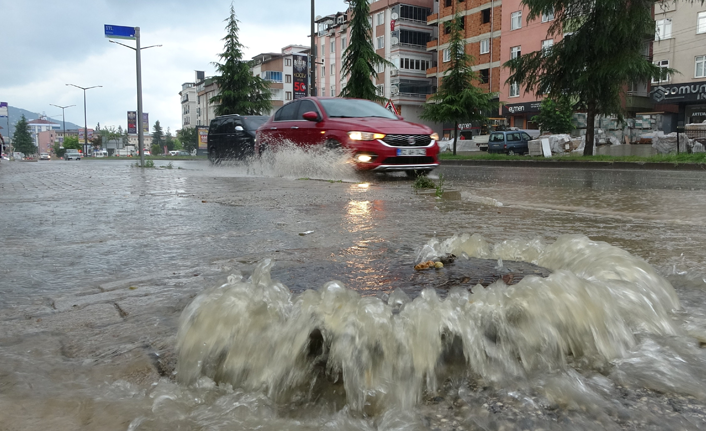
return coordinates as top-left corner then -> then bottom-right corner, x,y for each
1,150 -> 706,430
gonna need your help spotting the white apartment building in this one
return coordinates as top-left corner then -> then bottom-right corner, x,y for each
250,45 -> 311,116
313,2 -> 438,130
27,117 -> 60,149
651,1 -> 706,130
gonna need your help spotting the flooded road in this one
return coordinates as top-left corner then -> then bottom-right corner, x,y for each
1,154 -> 705,430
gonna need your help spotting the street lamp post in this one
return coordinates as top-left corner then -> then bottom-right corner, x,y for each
49,104 -> 75,152
66,84 -> 101,157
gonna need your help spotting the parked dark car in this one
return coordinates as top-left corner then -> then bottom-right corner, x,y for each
255,97 -> 440,175
207,114 -> 269,163
487,130 -> 534,155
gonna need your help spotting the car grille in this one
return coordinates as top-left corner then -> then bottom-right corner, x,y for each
381,156 -> 436,165
382,134 -> 432,147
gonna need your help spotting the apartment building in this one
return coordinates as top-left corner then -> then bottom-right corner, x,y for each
651,1 -> 706,130
498,0 -> 557,129
250,45 -> 311,116
195,77 -> 219,128
427,0 -> 502,136
179,71 -> 204,129
314,2 -> 438,128
27,117 -> 60,150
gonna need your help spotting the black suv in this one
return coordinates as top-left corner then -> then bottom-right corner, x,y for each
207,115 -> 269,163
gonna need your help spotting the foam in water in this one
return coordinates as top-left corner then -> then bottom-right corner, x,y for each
176,234 -> 697,413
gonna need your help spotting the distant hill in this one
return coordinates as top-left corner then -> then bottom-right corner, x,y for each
0,105 -> 81,138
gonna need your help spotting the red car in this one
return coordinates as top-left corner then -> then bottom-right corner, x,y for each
255,97 -> 440,175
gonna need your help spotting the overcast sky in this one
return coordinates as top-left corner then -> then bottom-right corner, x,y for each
0,0 -> 346,134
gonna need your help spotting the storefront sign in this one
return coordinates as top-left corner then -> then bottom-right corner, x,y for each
651,81 -> 706,103
502,101 -> 542,115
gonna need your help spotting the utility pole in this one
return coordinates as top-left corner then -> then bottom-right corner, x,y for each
311,0 -> 317,96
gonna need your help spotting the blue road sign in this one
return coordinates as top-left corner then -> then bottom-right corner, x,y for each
104,25 -> 136,40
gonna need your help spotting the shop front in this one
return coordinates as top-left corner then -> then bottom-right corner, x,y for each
502,101 -> 542,130
651,80 -> 706,131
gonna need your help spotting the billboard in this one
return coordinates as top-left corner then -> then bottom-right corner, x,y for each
127,111 -> 137,134
198,127 -> 208,149
0,102 -> 8,117
78,128 -> 94,144
127,111 -> 150,134
292,54 -> 308,99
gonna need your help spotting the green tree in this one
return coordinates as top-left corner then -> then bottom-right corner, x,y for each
52,142 -> 66,158
165,127 -> 175,152
505,0 -> 667,155
340,0 -> 392,102
177,127 -> 198,154
151,143 -> 162,156
420,13 -> 496,155
62,136 -> 81,151
211,5 -> 271,115
12,115 -> 35,156
152,121 -> 164,151
531,96 -> 575,134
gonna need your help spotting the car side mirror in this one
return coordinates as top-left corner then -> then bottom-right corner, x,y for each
235,125 -> 244,131
302,111 -> 320,122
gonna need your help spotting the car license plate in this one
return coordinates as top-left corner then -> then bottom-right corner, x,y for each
397,148 -> 426,156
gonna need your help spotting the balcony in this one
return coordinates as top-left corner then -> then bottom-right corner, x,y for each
427,39 -> 438,50
427,13 -> 438,24
426,66 -> 437,76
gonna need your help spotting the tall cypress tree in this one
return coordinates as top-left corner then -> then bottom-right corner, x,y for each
211,4 -> 271,115
505,0 -> 668,155
152,121 -> 164,149
340,0 -> 392,102
12,115 -> 35,156
420,13 -> 496,155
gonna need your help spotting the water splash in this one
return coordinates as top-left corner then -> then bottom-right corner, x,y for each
214,141 -> 359,182
176,235 -> 695,414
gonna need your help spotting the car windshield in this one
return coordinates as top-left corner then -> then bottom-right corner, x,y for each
243,116 -> 269,131
319,98 -> 399,120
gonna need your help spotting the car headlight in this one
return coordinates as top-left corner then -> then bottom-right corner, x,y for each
348,131 -> 386,141
430,133 -> 440,141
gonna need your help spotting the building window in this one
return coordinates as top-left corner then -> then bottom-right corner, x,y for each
509,82 -> 520,97
696,55 -> 706,78
286,91 -> 292,100
285,74 -> 292,83
652,60 -> 670,84
330,40 -> 335,53
399,29 -> 431,46
285,58 -> 292,66
655,19 -> 672,40
376,12 -> 384,25
479,68 -> 489,84
262,71 -> 282,82
541,39 -> 553,55
443,48 -> 451,62
321,44 -> 325,56
480,39 -> 490,54
445,0 -> 452,7
400,5 -> 431,22
322,65 -> 325,76
511,11 -> 522,30
341,36 -> 347,50
482,9 -> 491,24
331,64 -> 335,75
376,84 -> 384,96
377,36 -> 384,49
510,46 -> 521,59
542,9 -> 554,22
331,85 -> 336,97
698,12 -> 706,33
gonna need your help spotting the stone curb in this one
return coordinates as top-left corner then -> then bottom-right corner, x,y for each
440,159 -> 706,171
